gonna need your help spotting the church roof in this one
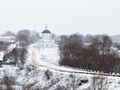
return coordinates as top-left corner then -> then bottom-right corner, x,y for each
42,30 -> 51,34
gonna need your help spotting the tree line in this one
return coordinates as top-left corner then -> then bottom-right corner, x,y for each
59,34 -> 120,73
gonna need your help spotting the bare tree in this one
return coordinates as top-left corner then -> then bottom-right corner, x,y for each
0,41 -> 10,51
2,75 -> 14,90
59,34 -> 83,67
90,35 -> 119,72
92,35 -> 112,55
59,34 -> 120,73
16,30 -> 40,46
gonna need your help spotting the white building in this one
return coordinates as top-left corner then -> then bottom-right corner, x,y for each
0,36 -> 16,43
39,27 -> 58,49
34,26 -> 60,64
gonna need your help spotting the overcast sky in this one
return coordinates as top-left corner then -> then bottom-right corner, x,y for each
0,0 -> 120,35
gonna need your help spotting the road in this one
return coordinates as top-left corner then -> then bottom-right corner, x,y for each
30,47 -> 120,77
31,48 -> 85,73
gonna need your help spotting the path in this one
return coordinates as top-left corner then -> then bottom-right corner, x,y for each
30,48 -> 120,77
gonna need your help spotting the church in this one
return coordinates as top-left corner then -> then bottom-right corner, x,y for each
35,25 -> 59,64
38,25 -> 58,49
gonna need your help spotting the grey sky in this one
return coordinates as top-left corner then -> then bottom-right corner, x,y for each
0,0 -> 120,35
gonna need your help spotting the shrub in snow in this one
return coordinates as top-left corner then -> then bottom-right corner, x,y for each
25,64 -> 36,72
1,75 -> 14,90
3,47 -> 28,69
45,70 -> 53,80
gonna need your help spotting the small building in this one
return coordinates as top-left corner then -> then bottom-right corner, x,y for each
0,36 -> 16,43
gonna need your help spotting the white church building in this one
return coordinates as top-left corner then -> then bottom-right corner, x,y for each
35,26 -> 59,64
39,26 -> 58,49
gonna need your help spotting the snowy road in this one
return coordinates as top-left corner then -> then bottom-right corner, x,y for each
31,48 -> 86,73
30,47 -> 120,77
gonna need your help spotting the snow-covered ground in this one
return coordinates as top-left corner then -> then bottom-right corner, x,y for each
0,64 -> 120,90
38,48 -> 60,65
30,46 -> 91,73
0,51 -> 4,60
0,44 -> 120,90
28,46 -> 120,90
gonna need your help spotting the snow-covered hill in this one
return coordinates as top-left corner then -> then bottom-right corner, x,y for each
0,44 -> 120,90
0,65 -> 120,90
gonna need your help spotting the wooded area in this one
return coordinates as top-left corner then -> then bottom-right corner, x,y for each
59,34 -> 120,73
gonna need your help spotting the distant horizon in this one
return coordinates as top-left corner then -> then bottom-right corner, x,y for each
0,27 -> 120,36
